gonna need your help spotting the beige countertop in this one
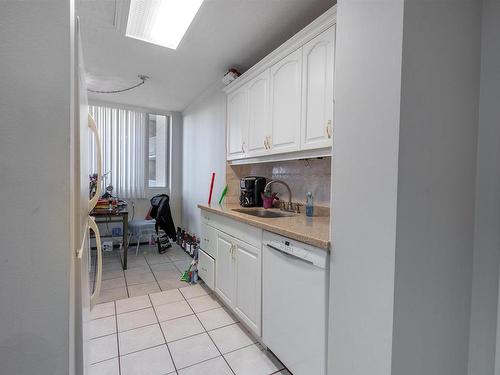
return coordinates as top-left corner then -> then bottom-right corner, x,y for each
198,203 -> 330,250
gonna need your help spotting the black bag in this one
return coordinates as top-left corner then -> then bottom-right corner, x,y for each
150,194 -> 176,253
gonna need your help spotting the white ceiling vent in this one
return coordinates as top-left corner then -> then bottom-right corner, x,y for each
114,0 -> 204,50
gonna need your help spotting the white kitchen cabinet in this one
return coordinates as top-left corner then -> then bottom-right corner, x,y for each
247,69 -> 270,157
204,210 -> 263,336
201,222 -> 217,258
198,249 -> 215,291
215,232 -> 236,307
214,233 -> 262,336
234,239 -> 262,335
227,88 -> 248,160
224,8 -> 336,163
269,48 -> 302,154
301,26 -> 335,150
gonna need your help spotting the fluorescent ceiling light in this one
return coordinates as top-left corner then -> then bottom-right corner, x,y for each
126,0 -> 204,49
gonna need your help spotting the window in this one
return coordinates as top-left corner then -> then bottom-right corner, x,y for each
89,105 -> 170,199
148,114 -> 169,188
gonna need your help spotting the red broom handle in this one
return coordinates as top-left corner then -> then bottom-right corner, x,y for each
208,172 -> 215,205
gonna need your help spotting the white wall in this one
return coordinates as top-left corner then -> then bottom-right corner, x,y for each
391,1 -> 481,374
328,1 -> 404,374
330,1 -> 483,374
181,83 -> 227,237
468,0 -> 500,374
0,2 -> 74,374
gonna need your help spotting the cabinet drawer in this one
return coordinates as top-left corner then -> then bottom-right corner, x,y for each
200,209 -> 262,249
198,249 -> 215,291
201,210 -> 214,225
200,222 -> 217,258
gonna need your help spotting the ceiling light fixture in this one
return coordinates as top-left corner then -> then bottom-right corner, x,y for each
126,0 -> 204,49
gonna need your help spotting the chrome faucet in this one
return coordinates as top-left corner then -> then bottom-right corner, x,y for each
264,180 -> 293,211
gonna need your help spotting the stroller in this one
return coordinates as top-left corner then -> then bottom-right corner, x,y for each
149,194 -> 177,254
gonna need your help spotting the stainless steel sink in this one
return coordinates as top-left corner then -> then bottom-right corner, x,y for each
231,208 -> 297,218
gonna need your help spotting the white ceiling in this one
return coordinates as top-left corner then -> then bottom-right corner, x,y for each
78,0 -> 336,112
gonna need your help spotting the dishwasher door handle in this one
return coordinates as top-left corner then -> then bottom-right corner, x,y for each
266,243 -> 314,265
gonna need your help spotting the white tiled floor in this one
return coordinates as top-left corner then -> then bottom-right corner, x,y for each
95,244 -> 193,304
88,280 -> 286,374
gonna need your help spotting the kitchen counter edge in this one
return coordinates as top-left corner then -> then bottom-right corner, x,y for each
198,204 -> 330,251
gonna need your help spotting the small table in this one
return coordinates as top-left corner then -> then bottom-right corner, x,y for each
90,206 -> 129,270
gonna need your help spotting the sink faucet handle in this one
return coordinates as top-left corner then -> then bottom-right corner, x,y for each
294,203 -> 302,214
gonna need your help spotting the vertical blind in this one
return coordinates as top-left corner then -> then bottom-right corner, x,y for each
89,105 -> 146,199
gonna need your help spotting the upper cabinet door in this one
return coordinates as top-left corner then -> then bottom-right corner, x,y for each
269,49 -> 302,154
301,26 -> 335,150
247,70 -> 270,157
227,89 -> 248,160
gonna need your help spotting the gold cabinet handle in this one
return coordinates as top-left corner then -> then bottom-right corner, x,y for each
267,136 -> 272,148
264,138 -> 268,149
241,141 -> 245,153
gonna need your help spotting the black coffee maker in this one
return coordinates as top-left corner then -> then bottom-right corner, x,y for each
240,176 -> 267,207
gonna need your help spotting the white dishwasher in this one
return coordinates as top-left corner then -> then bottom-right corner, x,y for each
262,231 -> 329,375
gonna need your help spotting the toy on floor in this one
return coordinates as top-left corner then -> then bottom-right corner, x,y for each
180,264 -> 191,282
180,258 -> 199,284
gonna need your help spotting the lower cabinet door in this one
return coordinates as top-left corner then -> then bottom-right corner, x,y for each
215,232 -> 235,307
234,240 -> 262,336
198,249 -> 215,291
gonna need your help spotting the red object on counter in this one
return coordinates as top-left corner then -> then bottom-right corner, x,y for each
208,172 -> 215,205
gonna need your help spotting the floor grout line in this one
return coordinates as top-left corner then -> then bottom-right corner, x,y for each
114,300 -> 122,375
148,293 -> 178,374
159,287 -> 226,373
175,353 -> 221,372
119,342 -> 167,359
88,354 -> 120,367
204,321 -> 242,333
186,294 -> 237,375
145,247 -> 164,293
117,321 -> 160,334
116,305 -> 152,316
220,342 -> 258,356
120,251 -> 131,299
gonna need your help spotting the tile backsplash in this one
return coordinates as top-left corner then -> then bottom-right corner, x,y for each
226,157 -> 331,207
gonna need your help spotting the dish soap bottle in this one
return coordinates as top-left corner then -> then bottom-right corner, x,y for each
306,192 -> 314,217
